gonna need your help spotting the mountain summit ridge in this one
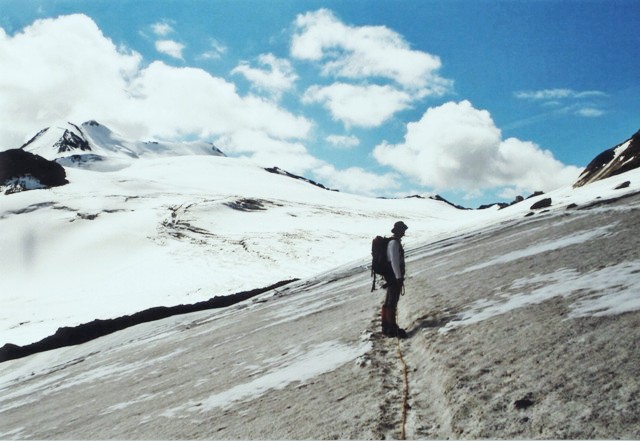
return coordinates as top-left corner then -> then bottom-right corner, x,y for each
19,120 -> 226,171
574,129 -> 640,187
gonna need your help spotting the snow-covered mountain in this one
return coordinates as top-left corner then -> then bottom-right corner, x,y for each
0,143 -> 487,349
19,120 -> 225,171
1,127 -> 640,438
574,129 -> 640,187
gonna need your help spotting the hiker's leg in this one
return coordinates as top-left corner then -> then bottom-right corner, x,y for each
389,283 -> 407,338
383,283 -> 401,335
381,305 -> 391,334
381,290 -> 391,334
381,284 -> 397,335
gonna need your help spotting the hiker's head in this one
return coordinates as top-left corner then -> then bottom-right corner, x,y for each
392,221 -> 408,237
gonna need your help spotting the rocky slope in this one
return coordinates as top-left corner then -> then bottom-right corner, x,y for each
0,149 -> 67,194
574,129 -> 640,187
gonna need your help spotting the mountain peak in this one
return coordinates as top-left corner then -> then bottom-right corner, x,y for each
574,129 -> 640,187
19,121 -> 226,170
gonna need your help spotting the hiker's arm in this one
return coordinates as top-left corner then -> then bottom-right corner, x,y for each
387,240 -> 403,281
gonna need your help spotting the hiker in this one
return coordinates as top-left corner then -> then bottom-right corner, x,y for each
381,221 -> 408,338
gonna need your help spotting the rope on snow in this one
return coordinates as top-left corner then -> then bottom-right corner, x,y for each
396,310 -> 410,439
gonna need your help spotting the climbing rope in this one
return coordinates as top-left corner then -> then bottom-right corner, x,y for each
396,309 -> 409,440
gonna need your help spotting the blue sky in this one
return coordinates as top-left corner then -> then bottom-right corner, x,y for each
1,0 -> 638,206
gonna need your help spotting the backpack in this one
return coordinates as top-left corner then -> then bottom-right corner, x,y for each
371,236 -> 393,291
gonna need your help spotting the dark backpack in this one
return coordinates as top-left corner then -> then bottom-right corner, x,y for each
371,236 -> 393,291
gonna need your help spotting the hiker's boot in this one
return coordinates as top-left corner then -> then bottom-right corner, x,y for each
381,306 -> 396,337
381,306 -> 393,336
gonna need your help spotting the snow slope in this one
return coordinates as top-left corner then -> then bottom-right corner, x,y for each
1,151 -> 498,347
1,170 -> 639,439
2,125 -> 640,438
2,139 -> 640,348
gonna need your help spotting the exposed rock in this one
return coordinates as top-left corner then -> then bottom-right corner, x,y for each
0,279 -> 297,363
427,194 -> 469,210
574,130 -> 640,187
494,192 -> 544,210
514,393 -> 535,410
264,166 -> 338,191
53,127 -> 91,154
615,181 -> 631,190
530,198 -> 552,210
478,202 -> 509,209
0,149 -> 68,194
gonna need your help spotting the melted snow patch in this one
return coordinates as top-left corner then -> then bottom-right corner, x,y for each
462,223 -> 618,273
163,340 -> 370,416
442,260 -> 640,333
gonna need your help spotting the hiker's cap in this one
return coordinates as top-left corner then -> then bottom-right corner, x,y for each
392,221 -> 408,234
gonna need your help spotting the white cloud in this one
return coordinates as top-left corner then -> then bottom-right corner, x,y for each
291,9 -> 451,92
325,134 -> 360,149
313,164 -> 400,196
151,21 -> 174,37
155,39 -> 185,59
198,39 -> 227,60
0,14 -> 141,146
303,83 -> 412,128
232,53 -> 298,99
515,88 -> 608,118
215,129 -> 321,175
124,61 -> 312,141
373,100 -> 582,195
515,88 -> 607,101
0,13 -> 313,166
575,107 -> 605,118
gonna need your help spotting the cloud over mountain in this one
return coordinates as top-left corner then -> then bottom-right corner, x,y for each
373,100 -> 582,197
0,14 -> 316,175
0,9 -> 593,204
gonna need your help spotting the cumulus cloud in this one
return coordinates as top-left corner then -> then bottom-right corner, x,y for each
291,9 -> 450,91
303,83 -> 412,128
215,129 -> 321,174
232,53 -> 298,99
0,14 -> 312,165
155,39 -> 185,59
123,61 -> 311,142
0,14 -> 141,147
1,13 -> 406,196
292,9 -> 451,129
313,164 -> 400,196
326,134 -> 360,149
373,100 -> 582,195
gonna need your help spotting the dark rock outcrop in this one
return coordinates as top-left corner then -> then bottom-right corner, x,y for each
574,130 -> 640,187
0,279 -> 297,363
264,167 -> 338,191
0,149 -> 68,194
530,198 -> 552,210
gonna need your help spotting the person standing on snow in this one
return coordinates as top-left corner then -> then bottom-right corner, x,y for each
381,221 -> 408,338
